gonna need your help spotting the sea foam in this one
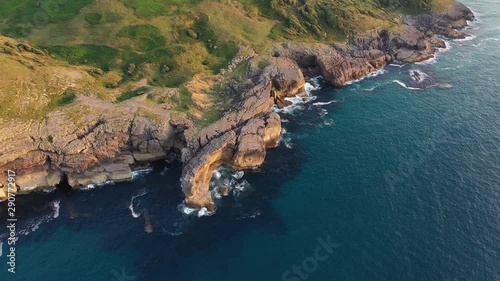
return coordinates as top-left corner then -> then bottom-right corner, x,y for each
129,189 -> 147,218
313,100 -> 337,106
344,68 -> 386,85
393,80 -> 423,91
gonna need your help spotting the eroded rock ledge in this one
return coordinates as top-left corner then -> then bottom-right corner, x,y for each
0,2 -> 474,205
179,1 -> 474,209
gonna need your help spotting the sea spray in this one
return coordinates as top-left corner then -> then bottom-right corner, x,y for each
17,200 -> 61,236
52,200 -> 60,218
129,189 -> 147,218
313,100 -> 337,106
344,68 -> 387,85
82,181 -> 115,191
132,167 -> 154,180
393,80 -> 423,91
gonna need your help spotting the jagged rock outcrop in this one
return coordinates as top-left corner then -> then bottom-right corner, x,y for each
181,57 -> 302,210
182,112 -> 282,210
180,1 -> 474,209
272,2 -> 473,86
0,95 -> 183,196
0,2 -> 474,205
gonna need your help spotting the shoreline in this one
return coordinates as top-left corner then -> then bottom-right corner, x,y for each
0,2 -> 475,209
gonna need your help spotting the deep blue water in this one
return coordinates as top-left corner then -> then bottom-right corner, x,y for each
1,1 -> 499,280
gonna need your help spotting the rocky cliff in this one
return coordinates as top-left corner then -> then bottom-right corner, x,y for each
0,2 -> 474,207
179,1 -> 474,209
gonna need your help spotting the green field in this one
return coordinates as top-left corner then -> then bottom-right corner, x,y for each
0,0 -> 451,121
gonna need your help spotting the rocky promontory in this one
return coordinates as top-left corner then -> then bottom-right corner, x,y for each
0,1 -> 474,209
179,1 -> 474,209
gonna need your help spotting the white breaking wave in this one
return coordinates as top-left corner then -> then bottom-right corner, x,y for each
344,68 -> 386,85
213,169 -> 222,179
129,189 -> 147,218
132,167 -> 153,180
82,181 -> 115,191
234,180 -> 250,193
409,69 -> 429,83
177,203 -> 216,217
42,187 -> 57,193
0,241 -> 3,257
313,100 -> 337,106
441,40 -> 453,52
232,171 -> 244,180
416,40 -> 452,65
197,207 -> 215,217
415,56 -> 437,65
454,34 -> 477,42
52,200 -> 60,218
18,200 -> 61,236
304,82 -> 318,94
279,128 -> 293,149
273,77 -> 322,115
178,204 -> 197,215
393,80 -> 423,91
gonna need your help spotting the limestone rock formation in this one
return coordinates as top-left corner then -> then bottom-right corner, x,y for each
0,1 -> 474,205
0,95 -> 180,196
180,57 -> 301,209
180,1 -> 474,209
272,2 -> 473,86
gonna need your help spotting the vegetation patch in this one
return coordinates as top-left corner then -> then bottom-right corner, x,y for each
46,44 -> 119,70
1,26 -> 31,38
84,12 -> 123,25
174,86 -> 193,112
115,86 -> 151,103
230,60 -> 248,78
257,59 -> 271,70
49,91 -> 76,107
196,107 -> 223,127
117,24 -> 166,52
124,0 -> 169,18
2,0 -> 93,25
183,13 -> 239,74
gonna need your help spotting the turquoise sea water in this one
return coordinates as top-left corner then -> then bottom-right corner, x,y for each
1,1 -> 499,280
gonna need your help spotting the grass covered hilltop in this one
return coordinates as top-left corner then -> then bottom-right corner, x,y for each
0,0 -> 453,123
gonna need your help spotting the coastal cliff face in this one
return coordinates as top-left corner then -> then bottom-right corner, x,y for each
0,95 -> 182,191
182,58 -> 302,210
180,1 -> 474,209
0,1 -> 474,207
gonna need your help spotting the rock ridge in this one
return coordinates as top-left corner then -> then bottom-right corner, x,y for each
179,1 -> 474,209
0,2 -> 474,205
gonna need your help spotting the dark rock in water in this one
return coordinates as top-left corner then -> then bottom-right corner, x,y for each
219,186 -> 229,196
308,79 -> 319,89
411,70 -> 424,82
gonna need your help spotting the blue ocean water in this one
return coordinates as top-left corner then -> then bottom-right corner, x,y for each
1,1 -> 499,280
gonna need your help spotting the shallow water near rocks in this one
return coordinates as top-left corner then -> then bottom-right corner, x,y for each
1,1 -> 499,280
